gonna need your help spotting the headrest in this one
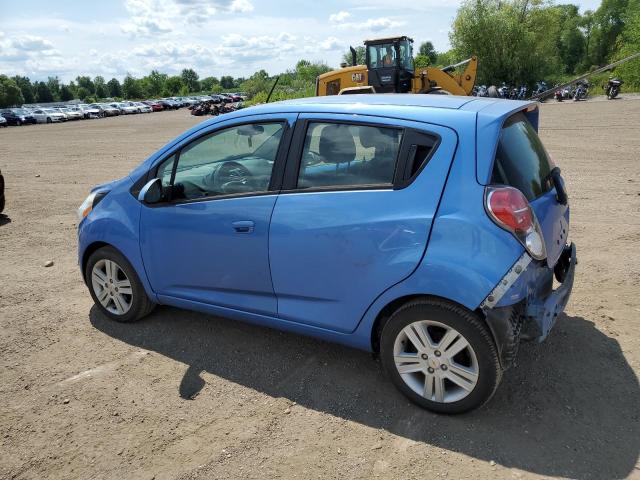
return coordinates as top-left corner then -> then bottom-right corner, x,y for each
318,124 -> 356,164
358,126 -> 397,151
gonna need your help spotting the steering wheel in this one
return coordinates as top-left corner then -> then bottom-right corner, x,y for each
215,162 -> 254,193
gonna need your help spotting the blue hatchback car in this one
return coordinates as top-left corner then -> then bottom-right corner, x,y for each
78,94 -> 576,413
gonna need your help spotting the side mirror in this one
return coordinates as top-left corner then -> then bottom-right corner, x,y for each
138,178 -> 163,204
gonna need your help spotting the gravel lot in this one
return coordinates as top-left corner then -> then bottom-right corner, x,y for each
1,97 -> 639,480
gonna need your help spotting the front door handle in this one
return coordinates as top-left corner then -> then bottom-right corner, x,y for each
232,220 -> 255,234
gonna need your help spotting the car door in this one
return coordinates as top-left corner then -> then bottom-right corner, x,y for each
269,113 -> 458,333
139,113 -> 295,315
31,110 -> 44,123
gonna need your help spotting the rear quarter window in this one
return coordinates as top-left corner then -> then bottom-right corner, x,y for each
491,112 -> 553,201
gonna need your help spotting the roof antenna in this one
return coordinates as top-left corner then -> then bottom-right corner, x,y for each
266,75 -> 280,103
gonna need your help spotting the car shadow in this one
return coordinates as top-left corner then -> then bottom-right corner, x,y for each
0,214 -> 11,226
90,307 -> 639,479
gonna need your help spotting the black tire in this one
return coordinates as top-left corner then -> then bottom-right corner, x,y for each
380,298 -> 502,414
85,246 -> 155,323
46,117 -> 52,124
16,119 -> 22,126
0,195 -> 4,214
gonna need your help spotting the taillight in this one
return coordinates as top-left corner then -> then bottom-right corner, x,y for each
486,186 -> 546,260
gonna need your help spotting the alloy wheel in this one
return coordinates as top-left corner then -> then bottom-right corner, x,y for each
393,320 -> 479,403
91,259 -> 133,315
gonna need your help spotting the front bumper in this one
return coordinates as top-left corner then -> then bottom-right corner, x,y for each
483,243 -> 577,368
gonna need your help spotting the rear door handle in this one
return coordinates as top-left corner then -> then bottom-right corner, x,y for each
232,220 -> 255,233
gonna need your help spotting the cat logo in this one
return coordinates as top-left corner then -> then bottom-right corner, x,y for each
351,73 -> 364,82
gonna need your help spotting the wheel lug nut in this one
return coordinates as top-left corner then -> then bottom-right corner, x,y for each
441,365 -> 448,371
427,367 -> 434,373
421,353 -> 428,360
434,350 -> 441,357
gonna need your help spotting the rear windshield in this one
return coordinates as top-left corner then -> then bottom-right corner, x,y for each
491,112 -> 553,201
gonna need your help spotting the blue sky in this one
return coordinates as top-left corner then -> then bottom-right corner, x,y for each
0,0 -> 603,82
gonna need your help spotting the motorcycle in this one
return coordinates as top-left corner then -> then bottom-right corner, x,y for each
573,81 -> 588,101
534,81 -> 548,96
475,85 -> 489,97
604,78 -> 622,99
517,85 -> 528,100
497,84 -> 509,99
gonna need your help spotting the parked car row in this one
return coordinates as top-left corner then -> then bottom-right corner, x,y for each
0,93 -> 247,128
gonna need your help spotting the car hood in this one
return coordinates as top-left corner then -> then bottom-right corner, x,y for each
90,176 -> 128,194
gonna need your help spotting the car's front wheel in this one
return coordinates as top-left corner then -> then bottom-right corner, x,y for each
85,246 -> 155,323
380,298 -> 502,414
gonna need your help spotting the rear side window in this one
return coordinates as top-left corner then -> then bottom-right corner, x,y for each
491,112 -> 553,201
297,122 -> 403,189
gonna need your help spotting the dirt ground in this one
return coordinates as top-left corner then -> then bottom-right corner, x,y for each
1,96 -> 639,480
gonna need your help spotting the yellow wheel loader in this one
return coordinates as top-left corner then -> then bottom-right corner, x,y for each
316,36 -> 477,97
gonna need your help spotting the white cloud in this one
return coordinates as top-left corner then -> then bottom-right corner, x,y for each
334,16 -> 405,32
329,11 -> 351,24
229,0 -> 254,13
121,0 -> 255,33
11,35 -> 55,51
320,36 -> 342,50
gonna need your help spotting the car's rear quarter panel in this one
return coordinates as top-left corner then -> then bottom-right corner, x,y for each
352,109 -> 524,348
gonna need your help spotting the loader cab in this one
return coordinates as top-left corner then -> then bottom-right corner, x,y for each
365,36 -> 414,93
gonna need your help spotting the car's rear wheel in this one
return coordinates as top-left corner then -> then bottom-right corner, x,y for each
85,246 -> 155,323
380,298 -> 502,414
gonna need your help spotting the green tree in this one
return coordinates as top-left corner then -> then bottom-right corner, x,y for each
613,0 -> 640,87
418,41 -> 438,64
200,76 -> 219,91
12,76 -> 35,104
76,76 -> 95,94
76,87 -> 90,101
450,0 -> 561,85
240,69 -> 271,97
220,75 -> 235,90
181,68 -> 200,92
590,0 -> 629,65
414,54 -> 431,69
122,74 -> 143,99
107,78 -> 122,98
435,50 -> 457,67
94,76 -> 108,98
141,70 -> 167,97
60,84 -> 75,101
0,75 -> 25,107
341,46 -> 366,66
47,76 -> 61,101
35,81 -> 54,103
579,10 -> 596,66
163,76 -> 183,96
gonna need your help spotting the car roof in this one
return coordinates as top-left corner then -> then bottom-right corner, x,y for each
224,94 -> 535,121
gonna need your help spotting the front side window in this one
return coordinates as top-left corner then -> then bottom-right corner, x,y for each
156,122 -> 284,201
297,122 -> 403,189
398,40 -> 414,70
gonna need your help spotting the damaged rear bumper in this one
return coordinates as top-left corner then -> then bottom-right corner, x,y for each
481,243 -> 577,368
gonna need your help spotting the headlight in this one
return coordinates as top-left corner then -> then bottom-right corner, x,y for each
77,191 -> 107,221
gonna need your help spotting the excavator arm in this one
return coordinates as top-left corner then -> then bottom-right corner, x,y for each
413,56 -> 477,95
